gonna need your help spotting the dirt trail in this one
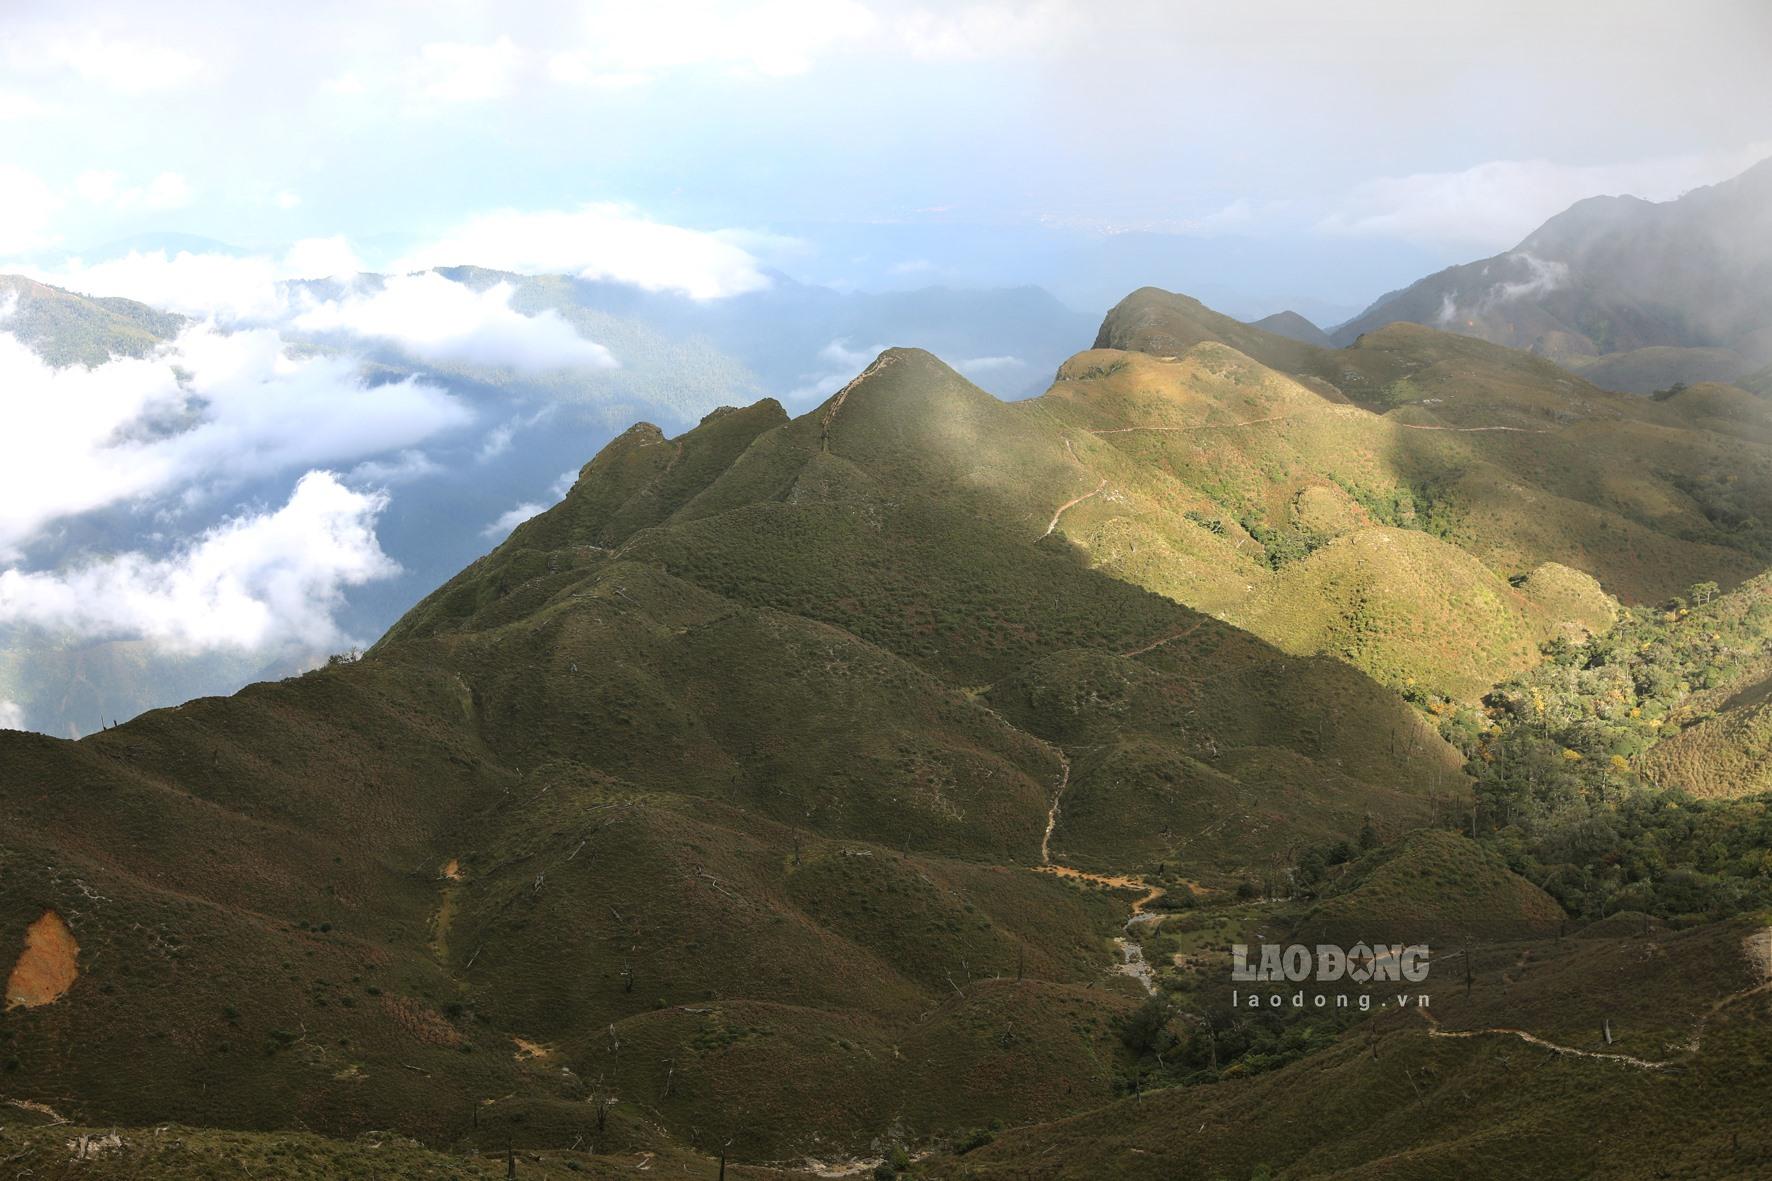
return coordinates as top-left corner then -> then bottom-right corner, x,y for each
819,353 -> 899,451
1415,1007 -> 1673,1070
1085,411 -> 1554,441
4,910 -> 79,1011
1039,751 -> 1071,865
1035,754 -> 1210,997
1088,414 -> 1288,437
1041,479 -> 1107,539
430,885 -> 458,963
1393,422 -> 1551,434
1417,926 -> 1772,1069
1120,620 -> 1208,659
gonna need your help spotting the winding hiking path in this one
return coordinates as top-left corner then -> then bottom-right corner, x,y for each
1041,479 -> 1108,539
1393,422 -> 1552,434
1415,1007 -> 1673,1070
1120,620 -> 1209,659
1031,747 -> 1196,995
1415,929 -> 1772,1070
1087,414 -> 1288,437
819,352 -> 899,451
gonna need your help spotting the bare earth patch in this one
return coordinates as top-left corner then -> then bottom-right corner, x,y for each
511,1036 -> 553,1061
4,909 -> 79,1010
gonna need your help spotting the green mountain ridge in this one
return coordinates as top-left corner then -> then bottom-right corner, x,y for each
5,290 -> 1772,1176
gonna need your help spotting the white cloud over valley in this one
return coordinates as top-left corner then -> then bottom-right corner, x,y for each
0,324 -> 468,556
392,205 -> 774,299
293,272 -> 618,372
0,472 -> 395,654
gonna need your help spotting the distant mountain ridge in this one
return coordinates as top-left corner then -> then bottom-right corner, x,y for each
0,274 -> 185,366
1247,309 -> 1332,346
1332,157 -> 1772,392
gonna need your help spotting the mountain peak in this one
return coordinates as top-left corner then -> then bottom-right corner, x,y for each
1247,309 -> 1332,347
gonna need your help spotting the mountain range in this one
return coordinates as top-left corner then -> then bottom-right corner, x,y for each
5,280 -> 1772,1177
0,268 -> 1093,739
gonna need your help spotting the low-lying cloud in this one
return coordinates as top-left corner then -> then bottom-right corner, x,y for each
293,272 -> 618,372
1318,143 -> 1772,252
1433,252 -> 1570,327
0,324 -> 469,557
0,471 -> 394,654
392,204 -> 774,299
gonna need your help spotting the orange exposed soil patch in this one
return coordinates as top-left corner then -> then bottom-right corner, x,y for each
440,857 -> 462,881
4,910 -> 79,1011
511,1036 -> 553,1061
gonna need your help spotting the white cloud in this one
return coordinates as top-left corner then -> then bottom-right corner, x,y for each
545,1 -> 1073,85
283,236 -> 364,279
293,272 -> 618,372
407,37 -> 523,104
394,204 -> 772,299
787,338 -> 886,402
819,338 -> 878,369
30,238 -> 362,322
895,2 -> 1080,61
957,354 -> 1023,373
0,164 -> 61,254
483,501 -> 547,538
322,71 -> 369,96
140,172 -> 194,209
76,170 -> 193,211
483,471 -> 577,538
348,450 -> 440,486
0,92 -> 43,120
1318,143 -> 1772,250
477,422 -> 517,462
0,325 -> 469,557
0,699 -> 23,731
550,0 -> 877,83
36,35 -> 204,93
35,250 -> 287,321
0,472 -> 395,654
275,191 -> 303,210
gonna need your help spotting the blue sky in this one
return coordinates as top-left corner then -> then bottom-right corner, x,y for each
3,0 -> 1769,316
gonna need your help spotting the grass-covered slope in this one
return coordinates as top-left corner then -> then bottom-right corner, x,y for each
922,919 -> 1772,1179
0,274 -> 184,365
0,345 -> 1462,1168
1060,289 -> 1772,697
10,289 -> 1772,1174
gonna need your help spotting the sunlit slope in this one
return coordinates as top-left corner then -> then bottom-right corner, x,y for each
1053,289 -> 1772,694
0,349 -> 1460,1163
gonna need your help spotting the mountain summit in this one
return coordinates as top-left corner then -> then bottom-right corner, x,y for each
1332,158 -> 1772,391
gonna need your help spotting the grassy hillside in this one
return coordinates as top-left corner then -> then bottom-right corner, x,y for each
8,287 -> 1772,1174
0,274 -> 183,365
0,343 -> 1465,1168
1035,292 -> 1772,696
920,917 -> 1772,1179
